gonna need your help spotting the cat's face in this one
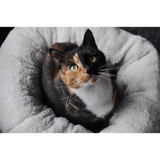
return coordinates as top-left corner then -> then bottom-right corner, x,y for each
50,29 -> 107,89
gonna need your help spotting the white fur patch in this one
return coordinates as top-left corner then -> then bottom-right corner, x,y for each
71,74 -> 113,117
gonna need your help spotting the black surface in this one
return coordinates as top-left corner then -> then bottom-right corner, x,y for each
0,27 -> 160,54
120,27 -> 160,54
0,27 -> 14,47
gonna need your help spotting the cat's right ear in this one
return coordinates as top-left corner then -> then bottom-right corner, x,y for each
82,29 -> 98,49
49,48 -> 64,68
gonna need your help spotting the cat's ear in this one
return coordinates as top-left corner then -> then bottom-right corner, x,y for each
49,48 -> 64,67
82,29 -> 98,49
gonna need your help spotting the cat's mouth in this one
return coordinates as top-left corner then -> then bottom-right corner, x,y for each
70,75 -> 98,89
83,75 -> 98,87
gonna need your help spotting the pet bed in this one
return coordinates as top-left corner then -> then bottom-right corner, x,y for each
0,27 -> 160,133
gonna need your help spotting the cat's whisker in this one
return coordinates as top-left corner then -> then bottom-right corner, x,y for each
99,75 -> 111,81
97,64 -> 108,69
78,78 -> 84,87
98,69 -> 108,72
71,79 -> 78,83
100,76 -> 118,86
99,75 -> 111,82
98,70 -> 108,74
69,94 -> 76,105
107,68 -> 120,71
98,72 -> 109,76
79,76 -> 86,82
66,93 -> 73,106
99,72 -> 117,77
99,68 -> 109,71
68,93 -> 76,107
72,79 -> 80,89
74,75 -> 85,88
99,67 -> 120,72
99,73 -> 117,80
98,63 -> 120,71
98,71 -> 109,75
79,75 -> 90,86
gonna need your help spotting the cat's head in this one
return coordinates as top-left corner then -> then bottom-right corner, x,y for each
49,29 -> 107,89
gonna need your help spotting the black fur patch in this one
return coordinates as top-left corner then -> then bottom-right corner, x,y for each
41,29 -> 112,132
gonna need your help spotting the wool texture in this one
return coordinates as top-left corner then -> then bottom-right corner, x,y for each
0,27 -> 160,133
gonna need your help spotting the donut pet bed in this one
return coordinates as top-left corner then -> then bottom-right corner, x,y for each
0,27 -> 160,133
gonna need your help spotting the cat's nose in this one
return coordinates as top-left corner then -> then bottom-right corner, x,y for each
84,65 -> 90,74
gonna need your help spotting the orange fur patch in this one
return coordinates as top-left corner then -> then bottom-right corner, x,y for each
52,43 -> 76,52
53,44 -> 62,51
45,52 -> 51,62
70,103 -> 79,110
45,52 -> 60,85
59,53 -> 90,89
91,77 -> 97,83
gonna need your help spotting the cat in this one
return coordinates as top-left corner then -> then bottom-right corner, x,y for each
41,29 -> 116,132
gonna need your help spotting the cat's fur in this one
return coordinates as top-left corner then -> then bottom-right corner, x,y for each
41,29 -> 115,132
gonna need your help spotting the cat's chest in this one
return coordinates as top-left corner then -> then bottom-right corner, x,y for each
71,77 -> 113,117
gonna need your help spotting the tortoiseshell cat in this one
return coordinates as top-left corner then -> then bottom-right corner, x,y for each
41,29 -> 116,132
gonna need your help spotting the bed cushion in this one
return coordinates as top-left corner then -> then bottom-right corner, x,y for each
0,27 -> 160,133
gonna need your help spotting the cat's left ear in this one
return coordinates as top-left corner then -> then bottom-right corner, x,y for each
82,29 -> 98,49
49,48 -> 64,68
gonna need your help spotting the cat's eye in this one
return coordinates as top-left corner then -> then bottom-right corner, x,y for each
70,64 -> 79,72
90,56 -> 96,63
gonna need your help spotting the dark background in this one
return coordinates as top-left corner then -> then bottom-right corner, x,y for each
120,27 -> 160,54
0,27 -> 14,47
0,27 -> 160,54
